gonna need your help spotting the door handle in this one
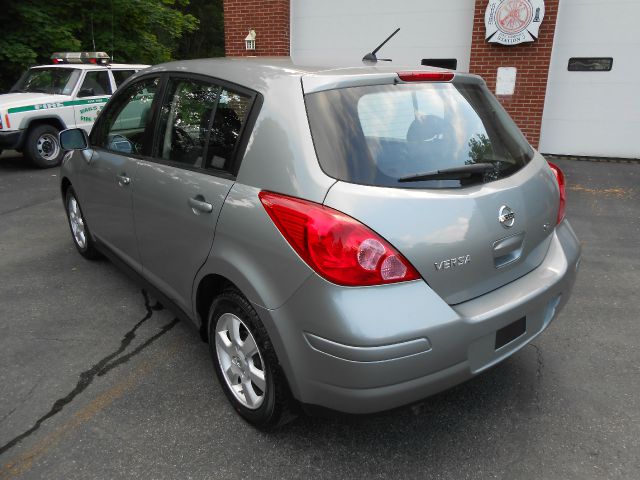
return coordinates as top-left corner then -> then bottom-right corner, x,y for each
188,195 -> 213,214
117,173 -> 131,187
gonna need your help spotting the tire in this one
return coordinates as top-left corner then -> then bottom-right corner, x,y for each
65,186 -> 100,260
24,124 -> 63,168
208,288 -> 296,430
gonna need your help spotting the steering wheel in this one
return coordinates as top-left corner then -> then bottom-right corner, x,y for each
109,134 -> 137,154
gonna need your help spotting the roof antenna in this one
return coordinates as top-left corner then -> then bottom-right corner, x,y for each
362,28 -> 400,64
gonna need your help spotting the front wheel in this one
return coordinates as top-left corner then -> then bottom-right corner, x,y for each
25,124 -> 63,168
65,186 -> 99,259
208,288 -> 296,430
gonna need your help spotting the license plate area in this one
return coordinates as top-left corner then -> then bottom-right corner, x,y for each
495,317 -> 526,350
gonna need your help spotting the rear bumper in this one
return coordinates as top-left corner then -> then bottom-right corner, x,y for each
256,220 -> 581,414
0,130 -> 25,150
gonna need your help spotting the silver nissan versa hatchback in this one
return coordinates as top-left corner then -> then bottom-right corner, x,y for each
59,58 -> 581,429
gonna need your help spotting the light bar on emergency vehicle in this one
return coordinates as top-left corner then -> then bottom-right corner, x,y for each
51,52 -> 111,65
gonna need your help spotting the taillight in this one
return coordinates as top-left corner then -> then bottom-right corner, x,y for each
397,71 -> 454,82
259,191 -> 421,286
548,162 -> 566,224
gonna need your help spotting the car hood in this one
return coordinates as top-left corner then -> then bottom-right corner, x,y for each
0,93 -> 71,111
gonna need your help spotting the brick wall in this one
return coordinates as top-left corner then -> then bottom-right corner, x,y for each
223,0 -> 290,56
469,0 -> 559,148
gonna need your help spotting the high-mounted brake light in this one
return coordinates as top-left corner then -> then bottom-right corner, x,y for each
259,192 -> 421,287
397,71 -> 455,82
548,162 -> 566,225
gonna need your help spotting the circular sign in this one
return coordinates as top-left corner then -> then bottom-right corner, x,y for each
485,0 -> 545,45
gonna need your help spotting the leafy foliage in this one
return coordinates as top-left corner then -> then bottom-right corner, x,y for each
0,0 -> 223,92
174,0 -> 225,60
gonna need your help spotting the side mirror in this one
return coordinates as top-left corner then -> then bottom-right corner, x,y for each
60,128 -> 89,150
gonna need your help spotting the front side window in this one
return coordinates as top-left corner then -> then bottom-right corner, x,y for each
78,71 -> 112,97
12,68 -> 81,95
90,77 -> 159,154
305,81 -> 534,189
154,78 -> 220,166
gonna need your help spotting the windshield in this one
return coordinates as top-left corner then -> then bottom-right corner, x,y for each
305,81 -> 534,189
12,68 -> 81,95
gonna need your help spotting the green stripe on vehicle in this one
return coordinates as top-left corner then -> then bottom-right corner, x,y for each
7,97 -> 109,114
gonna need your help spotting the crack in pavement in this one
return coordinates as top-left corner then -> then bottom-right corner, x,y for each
0,198 -> 59,217
528,343 -> 544,412
0,290 -> 178,456
0,382 -> 40,426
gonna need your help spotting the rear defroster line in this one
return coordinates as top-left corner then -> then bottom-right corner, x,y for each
0,290 -> 178,456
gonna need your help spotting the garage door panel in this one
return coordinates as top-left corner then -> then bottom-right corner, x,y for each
291,0 -> 475,70
553,3 -> 638,44
543,82 -> 640,122
540,0 -> 640,158
541,118 -> 640,158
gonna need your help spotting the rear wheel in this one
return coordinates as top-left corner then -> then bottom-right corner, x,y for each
208,288 -> 296,430
25,124 -> 63,168
65,186 -> 99,259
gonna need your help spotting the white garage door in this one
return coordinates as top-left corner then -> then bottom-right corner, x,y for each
290,0 -> 475,71
540,0 -> 640,159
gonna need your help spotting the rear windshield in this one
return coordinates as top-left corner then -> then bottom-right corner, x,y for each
305,81 -> 534,189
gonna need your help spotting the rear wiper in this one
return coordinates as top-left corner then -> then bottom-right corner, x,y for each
398,162 -> 496,183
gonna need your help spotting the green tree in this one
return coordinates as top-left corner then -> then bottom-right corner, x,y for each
175,0 -> 225,60
0,0 -> 201,92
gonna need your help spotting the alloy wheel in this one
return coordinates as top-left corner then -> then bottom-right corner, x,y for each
215,312 -> 267,409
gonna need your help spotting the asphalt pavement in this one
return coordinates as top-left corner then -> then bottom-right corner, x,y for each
0,151 -> 638,479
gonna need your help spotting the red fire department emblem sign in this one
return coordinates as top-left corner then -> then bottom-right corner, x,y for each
485,0 -> 545,45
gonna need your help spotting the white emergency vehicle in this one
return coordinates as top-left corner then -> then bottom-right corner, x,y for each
0,52 -> 148,167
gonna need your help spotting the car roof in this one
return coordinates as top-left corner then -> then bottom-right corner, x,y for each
143,57 -> 481,95
31,63 -> 149,70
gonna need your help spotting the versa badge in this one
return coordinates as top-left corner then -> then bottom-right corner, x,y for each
434,255 -> 472,271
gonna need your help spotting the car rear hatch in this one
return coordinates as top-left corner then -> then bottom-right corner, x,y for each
302,70 -> 560,304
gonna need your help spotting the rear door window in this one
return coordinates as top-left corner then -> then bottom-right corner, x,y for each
305,81 -> 534,189
78,71 -> 112,97
154,78 -> 220,167
112,70 -> 136,87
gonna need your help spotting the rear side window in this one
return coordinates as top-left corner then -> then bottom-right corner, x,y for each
305,82 -> 534,189
78,71 -> 112,97
205,89 -> 252,171
112,70 -> 136,87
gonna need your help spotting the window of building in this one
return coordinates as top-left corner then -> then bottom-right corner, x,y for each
568,57 -> 613,72
421,59 -> 458,70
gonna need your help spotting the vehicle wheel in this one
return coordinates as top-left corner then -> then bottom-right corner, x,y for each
208,288 -> 296,430
25,124 -> 63,168
65,186 -> 99,259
